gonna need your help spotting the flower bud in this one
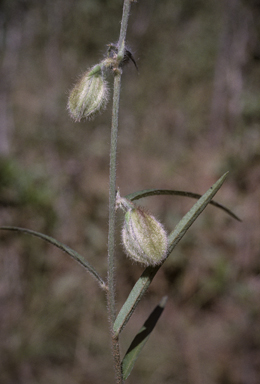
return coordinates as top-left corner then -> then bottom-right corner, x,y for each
68,64 -> 109,122
117,194 -> 168,266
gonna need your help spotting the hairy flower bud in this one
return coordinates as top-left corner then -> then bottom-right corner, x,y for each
68,64 -> 109,122
117,193 -> 168,266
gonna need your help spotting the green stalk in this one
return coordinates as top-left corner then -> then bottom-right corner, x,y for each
107,73 -> 121,325
118,0 -> 132,56
107,1 -> 134,382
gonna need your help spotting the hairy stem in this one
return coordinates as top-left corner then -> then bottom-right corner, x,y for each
107,1 -> 134,382
107,72 -> 122,383
107,73 -> 121,324
118,0 -> 133,56
112,335 -> 123,384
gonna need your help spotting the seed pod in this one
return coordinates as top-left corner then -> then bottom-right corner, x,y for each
117,194 -> 168,266
68,64 -> 109,122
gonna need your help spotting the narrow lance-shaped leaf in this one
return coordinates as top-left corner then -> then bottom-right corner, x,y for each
125,188 -> 240,222
0,226 -> 107,290
167,172 -> 229,254
113,172 -> 228,335
121,296 -> 168,381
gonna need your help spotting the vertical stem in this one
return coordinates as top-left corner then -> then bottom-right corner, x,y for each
107,1 -> 134,382
107,73 -> 121,324
118,0 -> 132,55
107,73 -> 122,384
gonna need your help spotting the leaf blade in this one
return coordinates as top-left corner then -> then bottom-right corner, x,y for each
0,226 -> 107,289
122,296 -> 168,380
125,184 -> 240,222
167,172 -> 229,254
113,265 -> 160,335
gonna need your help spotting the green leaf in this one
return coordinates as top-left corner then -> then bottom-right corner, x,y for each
167,172 -> 229,254
125,186 -> 241,222
122,296 -> 168,381
0,226 -> 107,290
113,265 -> 160,336
113,173 -> 228,336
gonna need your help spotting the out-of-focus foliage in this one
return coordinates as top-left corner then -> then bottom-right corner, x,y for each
0,0 -> 260,383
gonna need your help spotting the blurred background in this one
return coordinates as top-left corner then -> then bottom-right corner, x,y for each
0,0 -> 260,383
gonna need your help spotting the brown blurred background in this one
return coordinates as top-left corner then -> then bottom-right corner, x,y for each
0,0 -> 260,383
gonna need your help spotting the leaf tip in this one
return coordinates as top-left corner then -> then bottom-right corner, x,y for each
159,295 -> 168,308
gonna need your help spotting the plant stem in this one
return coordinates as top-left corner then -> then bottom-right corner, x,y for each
107,1 -> 134,382
107,72 -> 121,325
107,73 -> 123,383
118,0 -> 132,56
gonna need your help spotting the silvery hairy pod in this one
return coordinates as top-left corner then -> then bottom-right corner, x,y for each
68,64 -> 109,122
116,192 -> 168,267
